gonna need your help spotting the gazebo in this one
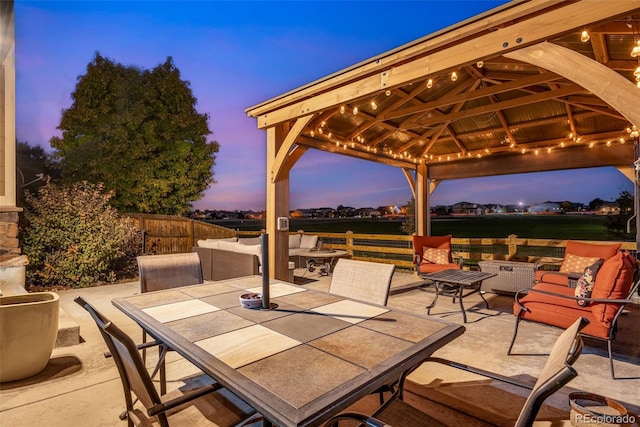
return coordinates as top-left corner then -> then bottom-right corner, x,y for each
246,0 -> 640,281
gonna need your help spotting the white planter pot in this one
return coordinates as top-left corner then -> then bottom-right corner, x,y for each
0,292 -> 59,382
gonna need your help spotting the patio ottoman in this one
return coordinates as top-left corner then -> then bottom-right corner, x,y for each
478,260 -> 536,295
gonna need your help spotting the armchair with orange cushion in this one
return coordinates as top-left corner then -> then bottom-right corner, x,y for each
413,234 -> 464,277
535,240 -> 621,287
510,250 -> 639,379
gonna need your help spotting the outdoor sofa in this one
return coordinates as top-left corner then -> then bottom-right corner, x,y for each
193,233 -> 319,281
509,241 -> 638,378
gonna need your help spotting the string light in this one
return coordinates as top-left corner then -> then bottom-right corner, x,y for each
340,105 -> 345,114
310,131 -> 314,137
352,106 -> 358,115
426,78 -> 433,88
371,101 -> 377,110
385,90 -> 391,96
476,61 -> 484,68
450,71 -> 458,81
580,30 -> 590,43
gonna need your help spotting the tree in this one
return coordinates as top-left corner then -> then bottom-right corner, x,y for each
605,190 -> 634,238
16,141 -> 58,207
401,197 -> 415,235
50,53 -> 218,214
588,197 -> 605,212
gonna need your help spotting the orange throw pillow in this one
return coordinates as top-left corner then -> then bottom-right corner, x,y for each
590,251 -> 636,328
421,248 -> 450,265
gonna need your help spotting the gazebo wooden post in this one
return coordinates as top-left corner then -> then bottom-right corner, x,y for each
265,115 -> 313,280
266,125 -> 290,281
415,163 -> 429,236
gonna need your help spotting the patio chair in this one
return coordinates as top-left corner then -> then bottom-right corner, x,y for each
137,252 -> 204,387
74,296 -> 260,427
510,251 -> 638,379
329,258 -> 396,404
329,258 -> 395,306
413,234 -> 464,278
325,317 -> 588,427
138,252 -> 204,293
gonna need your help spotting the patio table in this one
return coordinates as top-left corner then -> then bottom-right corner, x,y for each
112,275 -> 464,427
422,269 -> 496,323
295,249 -> 348,276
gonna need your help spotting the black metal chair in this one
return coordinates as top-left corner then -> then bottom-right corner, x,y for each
137,252 -> 204,391
74,296 -> 260,427
325,317 -> 588,427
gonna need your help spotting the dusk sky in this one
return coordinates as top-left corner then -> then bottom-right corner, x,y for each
15,1 -> 633,211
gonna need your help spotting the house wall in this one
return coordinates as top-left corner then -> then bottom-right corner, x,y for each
0,2 -> 21,262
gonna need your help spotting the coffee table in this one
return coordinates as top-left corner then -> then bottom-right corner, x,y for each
296,249 -> 348,276
422,269 -> 496,323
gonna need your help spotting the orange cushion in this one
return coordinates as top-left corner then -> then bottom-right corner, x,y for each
513,283 -> 609,338
590,251 -> 636,328
413,235 -> 453,263
535,270 -> 571,286
562,241 -> 620,263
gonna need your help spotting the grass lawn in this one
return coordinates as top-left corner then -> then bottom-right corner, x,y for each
210,214 -> 629,241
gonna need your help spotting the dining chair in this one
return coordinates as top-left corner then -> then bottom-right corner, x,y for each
325,317 -> 588,427
329,258 -> 396,404
329,258 -> 395,306
74,296 -> 260,427
137,252 -> 204,387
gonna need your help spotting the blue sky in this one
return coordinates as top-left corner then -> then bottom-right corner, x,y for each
15,1 -> 632,211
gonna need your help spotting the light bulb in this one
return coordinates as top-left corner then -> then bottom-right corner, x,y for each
451,71 -> 458,81
371,101 -> 377,110
476,61 -> 484,68
637,80 -> 640,88
580,30 -> 590,43
353,106 -> 358,115
634,66 -> 640,77
340,105 -> 345,114
310,131 -> 315,137
426,78 -> 433,88
385,90 -> 391,96
631,40 -> 640,57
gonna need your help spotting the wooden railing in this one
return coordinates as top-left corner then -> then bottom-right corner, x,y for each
127,214 -> 635,271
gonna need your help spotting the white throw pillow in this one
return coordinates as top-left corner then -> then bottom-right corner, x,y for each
289,234 -> 302,249
238,237 -> 262,245
217,240 -> 241,252
197,239 -> 220,249
300,234 -> 318,249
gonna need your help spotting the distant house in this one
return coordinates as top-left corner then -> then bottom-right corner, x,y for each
528,202 -> 561,213
290,209 -> 314,218
598,202 -> 620,215
451,202 -> 485,215
356,207 -> 381,218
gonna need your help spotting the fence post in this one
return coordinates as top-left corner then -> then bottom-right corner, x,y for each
346,230 -> 354,256
507,234 -> 518,260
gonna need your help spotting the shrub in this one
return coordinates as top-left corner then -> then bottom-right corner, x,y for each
21,180 -> 141,288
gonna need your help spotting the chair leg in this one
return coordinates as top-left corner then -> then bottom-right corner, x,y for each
507,314 -> 523,355
608,339 -> 616,379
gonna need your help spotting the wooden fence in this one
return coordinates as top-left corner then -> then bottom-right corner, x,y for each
128,214 -> 635,271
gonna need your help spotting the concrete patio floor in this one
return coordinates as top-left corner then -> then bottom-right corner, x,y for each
1,269 -> 639,426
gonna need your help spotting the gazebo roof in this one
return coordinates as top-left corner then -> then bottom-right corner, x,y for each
246,0 -> 640,181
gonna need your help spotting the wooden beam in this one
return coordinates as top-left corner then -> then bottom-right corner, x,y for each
271,114 -> 313,183
296,136 -> 417,168
505,42 -> 640,128
428,144 -> 635,180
